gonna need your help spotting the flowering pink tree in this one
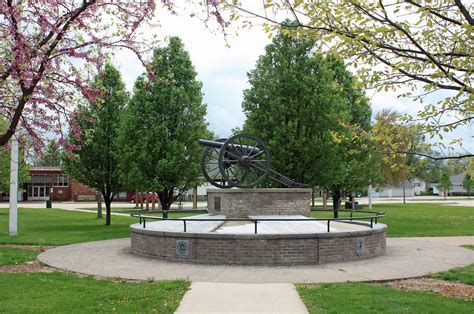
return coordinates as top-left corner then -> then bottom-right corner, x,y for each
0,0 -> 172,148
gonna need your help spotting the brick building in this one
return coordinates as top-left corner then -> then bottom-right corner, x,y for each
24,166 -> 98,201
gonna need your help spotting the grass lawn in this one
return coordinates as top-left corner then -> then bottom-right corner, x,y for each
0,272 -> 189,313
429,245 -> 474,286
0,207 -> 199,245
311,203 -> 474,237
0,247 -> 41,265
297,283 -> 473,313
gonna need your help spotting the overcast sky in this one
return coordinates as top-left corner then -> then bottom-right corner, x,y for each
111,6 -> 472,155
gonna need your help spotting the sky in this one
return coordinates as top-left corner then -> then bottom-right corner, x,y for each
111,5 -> 473,155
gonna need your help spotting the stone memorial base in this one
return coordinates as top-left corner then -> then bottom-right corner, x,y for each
207,188 -> 311,217
130,221 -> 386,265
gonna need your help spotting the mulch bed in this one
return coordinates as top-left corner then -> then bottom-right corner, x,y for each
0,261 -> 54,273
0,244 -> 54,250
379,277 -> 474,301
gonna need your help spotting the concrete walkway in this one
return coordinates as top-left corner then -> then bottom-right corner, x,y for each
38,236 -> 474,283
175,282 -> 308,314
38,236 -> 474,313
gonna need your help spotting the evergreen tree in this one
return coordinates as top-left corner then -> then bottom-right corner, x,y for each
64,63 -> 128,225
242,26 -> 378,211
120,37 -> 208,212
437,173 -> 453,200
462,174 -> 473,198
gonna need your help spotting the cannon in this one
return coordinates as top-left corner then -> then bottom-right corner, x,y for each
199,133 -> 307,189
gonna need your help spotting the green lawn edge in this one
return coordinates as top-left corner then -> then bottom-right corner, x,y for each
429,245 -> 474,286
0,247 -> 41,265
0,272 -> 189,313
296,282 -> 473,313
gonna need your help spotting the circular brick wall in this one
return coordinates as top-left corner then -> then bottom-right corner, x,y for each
130,224 -> 387,265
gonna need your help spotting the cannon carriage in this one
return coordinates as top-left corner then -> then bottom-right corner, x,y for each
199,134 -> 307,189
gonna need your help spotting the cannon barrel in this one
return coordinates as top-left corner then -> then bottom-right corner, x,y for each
198,139 -> 261,156
198,139 -> 224,149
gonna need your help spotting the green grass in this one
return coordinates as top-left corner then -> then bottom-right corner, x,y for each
297,283 -> 473,313
0,208 -> 136,245
0,207 -> 199,245
0,247 -> 41,265
311,203 -> 474,237
429,245 -> 474,286
0,272 -> 189,313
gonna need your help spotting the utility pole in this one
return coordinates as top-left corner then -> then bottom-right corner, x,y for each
368,184 -> 373,210
9,133 -> 19,236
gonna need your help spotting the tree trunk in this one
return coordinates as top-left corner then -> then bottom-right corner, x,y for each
402,181 -> 406,204
140,190 -> 144,209
332,188 -> 341,218
97,190 -> 102,218
352,192 -> 356,210
311,188 -> 315,207
134,189 -> 138,208
104,196 -> 112,226
322,190 -> 327,210
193,186 -> 198,209
158,187 -> 174,218
146,191 -> 150,210
152,191 -> 155,210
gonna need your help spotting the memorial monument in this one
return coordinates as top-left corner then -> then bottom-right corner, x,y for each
130,134 -> 386,265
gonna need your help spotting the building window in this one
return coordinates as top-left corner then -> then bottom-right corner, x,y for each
53,174 -> 69,187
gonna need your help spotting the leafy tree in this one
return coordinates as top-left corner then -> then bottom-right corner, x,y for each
35,140 -> 62,167
120,37 -> 208,212
242,25 -> 379,211
373,109 -> 414,187
462,173 -> 473,198
63,63 -> 128,226
437,173 -> 453,199
0,1 -> 165,147
225,1 -> 473,159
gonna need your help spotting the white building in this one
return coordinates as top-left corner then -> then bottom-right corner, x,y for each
371,180 -> 415,198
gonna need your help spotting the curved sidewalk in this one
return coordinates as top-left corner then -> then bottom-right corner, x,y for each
39,236 -> 474,283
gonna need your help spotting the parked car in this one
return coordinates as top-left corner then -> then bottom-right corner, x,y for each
131,193 -> 159,203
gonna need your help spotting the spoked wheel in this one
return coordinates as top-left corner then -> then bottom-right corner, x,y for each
200,138 -> 231,188
218,134 -> 271,188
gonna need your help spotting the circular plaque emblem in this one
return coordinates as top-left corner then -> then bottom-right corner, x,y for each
176,240 -> 189,256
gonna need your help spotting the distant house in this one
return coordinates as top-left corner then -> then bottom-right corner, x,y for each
371,180 -> 415,198
431,172 -> 472,196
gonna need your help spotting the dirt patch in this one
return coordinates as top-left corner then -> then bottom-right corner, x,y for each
0,261 -> 54,273
379,277 -> 474,301
0,244 -> 55,251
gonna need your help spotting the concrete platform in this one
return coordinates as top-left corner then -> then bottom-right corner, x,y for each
38,236 -> 474,283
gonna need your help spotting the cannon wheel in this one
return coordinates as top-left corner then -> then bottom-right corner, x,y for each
200,138 -> 232,188
218,134 -> 271,188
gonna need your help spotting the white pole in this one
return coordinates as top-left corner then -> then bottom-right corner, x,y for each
9,133 -> 19,236
368,184 -> 373,210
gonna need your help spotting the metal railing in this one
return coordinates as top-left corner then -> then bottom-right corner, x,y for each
130,209 -> 386,233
